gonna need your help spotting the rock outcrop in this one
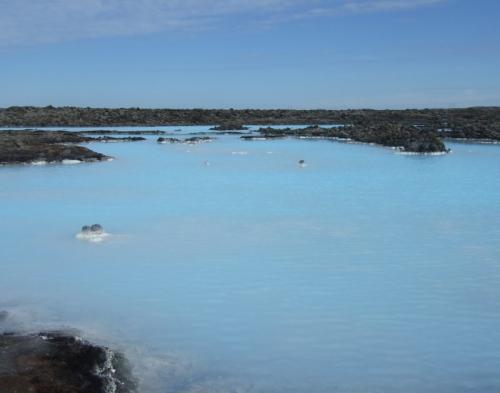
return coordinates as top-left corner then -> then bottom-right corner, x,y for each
0,131 -> 145,165
77,224 -> 108,242
0,332 -> 136,393
210,123 -> 249,131
245,125 -> 449,153
157,136 -> 215,144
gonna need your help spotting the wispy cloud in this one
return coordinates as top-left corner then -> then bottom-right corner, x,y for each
0,0 -> 446,46
268,0 -> 446,23
337,0 -> 445,13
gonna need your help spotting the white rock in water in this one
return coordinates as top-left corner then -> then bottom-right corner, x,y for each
62,159 -> 82,165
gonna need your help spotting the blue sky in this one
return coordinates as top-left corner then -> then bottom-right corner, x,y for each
1,0 -> 499,109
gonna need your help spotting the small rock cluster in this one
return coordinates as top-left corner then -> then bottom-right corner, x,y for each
81,224 -> 104,235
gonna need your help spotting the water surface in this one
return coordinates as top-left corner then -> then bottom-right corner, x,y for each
1,128 -> 499,392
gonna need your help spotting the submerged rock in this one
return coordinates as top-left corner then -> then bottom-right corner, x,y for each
298,159 -> 306,167
0,331 -> 136,393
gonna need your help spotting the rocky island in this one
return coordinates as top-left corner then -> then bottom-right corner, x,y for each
0,130 -> 146,165
244,124 -> 448,153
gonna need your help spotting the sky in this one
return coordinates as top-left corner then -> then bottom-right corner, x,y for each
0,0 -> 499,109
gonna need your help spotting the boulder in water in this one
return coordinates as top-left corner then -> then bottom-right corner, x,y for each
0,331 -> 136,393
77,224 -> 108,242
90,224 -> 104,234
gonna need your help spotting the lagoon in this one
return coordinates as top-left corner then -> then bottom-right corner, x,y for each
1,128 -> 500,392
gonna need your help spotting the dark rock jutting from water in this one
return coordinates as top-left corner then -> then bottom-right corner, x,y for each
210,123 -> 249,131
77,130 -> 166,135
0,331 -> 136,393
0,131 -> 108,164
81,224 -> 104,235
157,136 -> 215,144
0,130 -> 148,165
243,125 -> 449,153
92,136 -> 146,142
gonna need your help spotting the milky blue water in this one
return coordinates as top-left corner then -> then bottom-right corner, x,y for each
1,128 -> 500,392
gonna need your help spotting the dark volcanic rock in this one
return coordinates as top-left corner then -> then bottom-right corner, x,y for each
0,106 -> 499,140
210,123 -> 249,131
81,224 -> 104,235
0,131 -> 140,165
78,130 -> 166,135
241,133 -> 286,141
92,136 -> 146,142
0,144 -> 108,164
183,136 -> 214,144
0,131 -> 108,164
249,125 -> 449,153
0,332 -> 136,393
157,136 -> 215,144
90,224 -> 104,234
1,106 -> 499,143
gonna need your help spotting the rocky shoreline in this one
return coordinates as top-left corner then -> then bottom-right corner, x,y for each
1,108 -> 499,162
0,107 -> 498,143
1,106 -> 498,156
0,106 -> 497,131
0,331 -> 136,393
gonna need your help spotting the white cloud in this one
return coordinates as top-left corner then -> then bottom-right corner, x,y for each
0,0 -> 446,46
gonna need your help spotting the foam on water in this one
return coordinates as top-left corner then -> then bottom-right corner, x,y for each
62,159 -> 82,165
75,231 -> 111,243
